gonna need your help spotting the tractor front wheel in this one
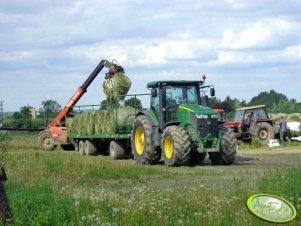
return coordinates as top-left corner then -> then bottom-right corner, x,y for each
131,115 -> 161,164
210,126 -> 237,165
39,131 -> 57,151
161,126 -> 191,166
254,122 -> 274,145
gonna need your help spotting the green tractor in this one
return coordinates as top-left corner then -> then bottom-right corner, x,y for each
131,79 -> 237,166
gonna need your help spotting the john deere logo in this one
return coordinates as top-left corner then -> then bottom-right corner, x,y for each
247,194 -> 297,223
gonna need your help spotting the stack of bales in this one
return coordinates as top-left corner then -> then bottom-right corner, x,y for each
66,72 -> 135,135
66,106 -> 136,135
103,72 -> 131,107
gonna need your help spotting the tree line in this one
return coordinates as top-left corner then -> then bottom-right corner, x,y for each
6,90 -> 300,128
209,89 -> 301,114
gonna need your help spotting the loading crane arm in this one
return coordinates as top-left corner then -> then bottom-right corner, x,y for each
39,59 -> 124,151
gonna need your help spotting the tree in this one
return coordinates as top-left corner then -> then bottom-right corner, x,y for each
12,106 -> 32,128
100,100 -> 108,110
124,97 -> 143,110
41,100 -> 61,117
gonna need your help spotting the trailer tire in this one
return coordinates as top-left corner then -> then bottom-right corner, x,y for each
85,140 -> 97,156
161,126 -> 191,166
255,122 -> 274,145
131,115 -> 160,164
210,125 -> 237,165
110,140 -> 126,159
39,131 -> 57,151
79,140 -> 85,156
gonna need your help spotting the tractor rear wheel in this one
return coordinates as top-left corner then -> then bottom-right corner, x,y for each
131,115 -> 161,164
110,140 -> 126,159
210,126 -> 237,165
189,149 -> 206,164
161,126 -> 191,166
39,131 -> 57,151
85,140 -> 97,156
254,122 -> 274,145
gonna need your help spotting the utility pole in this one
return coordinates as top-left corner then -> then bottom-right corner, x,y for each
0,101 -> 3,127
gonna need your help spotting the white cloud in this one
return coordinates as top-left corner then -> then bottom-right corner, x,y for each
219,19 -> 299,49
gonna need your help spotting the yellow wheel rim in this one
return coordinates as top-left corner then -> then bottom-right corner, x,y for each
135,127 -> 144,155
164,136 -> 173,159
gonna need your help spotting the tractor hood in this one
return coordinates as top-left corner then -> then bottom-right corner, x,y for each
179,104 -> 217,116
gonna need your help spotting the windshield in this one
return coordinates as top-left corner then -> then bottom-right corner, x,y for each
233,110 -> 244,121
165,85 -> 197,105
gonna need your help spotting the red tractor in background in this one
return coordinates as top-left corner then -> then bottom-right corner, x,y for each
224,105 -> 274,144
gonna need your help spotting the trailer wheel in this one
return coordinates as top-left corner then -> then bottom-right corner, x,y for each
161,126 -> 191,166
85,140 -> 97,156
110,140 -> 126,159
79,140 -> 85,156
210,125 -> 237,165
131,115 -> 161,164
255,122 -> 274,145
39,131 -> 57,151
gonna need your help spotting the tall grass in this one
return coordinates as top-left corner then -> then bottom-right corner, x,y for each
3,133 -> 301,225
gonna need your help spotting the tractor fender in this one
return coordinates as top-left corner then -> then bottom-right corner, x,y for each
163,121 -> 180,130
38,129 -> 50,137
136,110 -> 159,127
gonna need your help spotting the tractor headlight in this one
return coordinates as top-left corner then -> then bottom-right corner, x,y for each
195,114 -> 208,119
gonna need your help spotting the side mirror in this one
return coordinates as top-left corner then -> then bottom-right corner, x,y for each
210,87 -> 215,97
151,89 -> 158,97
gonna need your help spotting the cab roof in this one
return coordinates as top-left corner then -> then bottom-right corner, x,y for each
147,80 -> 204,88
236,105 -> 266,111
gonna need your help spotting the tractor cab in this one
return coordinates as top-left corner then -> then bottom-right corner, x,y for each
147,79 -> 216,129
225,105 -> 274,144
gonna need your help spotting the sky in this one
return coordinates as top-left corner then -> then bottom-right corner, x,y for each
1,0 -> 301,112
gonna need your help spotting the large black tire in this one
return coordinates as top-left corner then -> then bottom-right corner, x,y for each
131,115 -> 161,164
85,140 -> 97,156
79,140 -> 85,156
189,149 -> 206,164
110,140 -> 126,160
254,122 -> 274,145
39,131 -> 57,151
0,181 -> 13,225
161,126 -> 191,166
210,126 -> 237,165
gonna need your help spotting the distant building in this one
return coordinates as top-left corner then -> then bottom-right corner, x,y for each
30,107 -> 36,119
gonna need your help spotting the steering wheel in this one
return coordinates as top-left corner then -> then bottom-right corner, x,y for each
175,95 -> 183,100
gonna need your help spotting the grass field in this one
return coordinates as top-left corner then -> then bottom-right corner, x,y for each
2,132 -> 301,225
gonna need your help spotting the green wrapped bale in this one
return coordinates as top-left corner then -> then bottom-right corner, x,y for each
66,107 -> 137,136
103,72 -> 131,106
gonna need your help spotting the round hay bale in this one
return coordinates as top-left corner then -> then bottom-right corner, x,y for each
287,115 -> 301,122
102,72 -> 131,106
116,106 -> 136,131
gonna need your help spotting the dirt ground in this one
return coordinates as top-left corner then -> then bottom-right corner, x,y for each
107,147 -> 301,191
